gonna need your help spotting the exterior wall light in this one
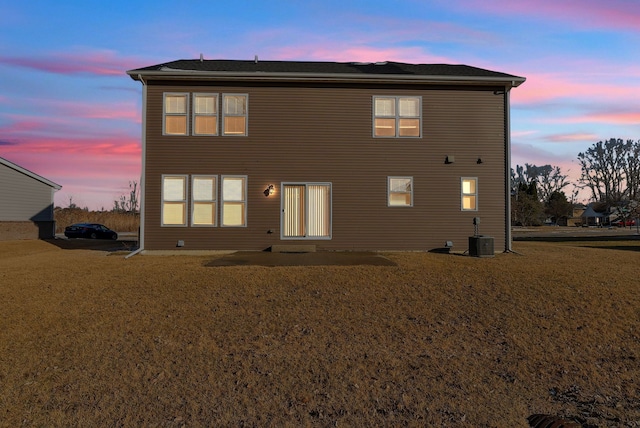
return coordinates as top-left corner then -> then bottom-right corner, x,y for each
264,184 -> 275,197
477,157 -> 483,164
445,155 -> 455,164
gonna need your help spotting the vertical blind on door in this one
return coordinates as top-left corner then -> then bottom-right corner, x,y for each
283,184 -> 330,238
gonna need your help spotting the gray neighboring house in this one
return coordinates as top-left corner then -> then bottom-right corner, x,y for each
0,157 -> 62,240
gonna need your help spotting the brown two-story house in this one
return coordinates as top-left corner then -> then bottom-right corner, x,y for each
127,59 -> 525,253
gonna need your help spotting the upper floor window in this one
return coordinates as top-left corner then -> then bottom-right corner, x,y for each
461,177 -> 478,211
193,94 -> 218,136
163,93 -> 189,135
388,177 -> 413,207
373,96 -> 421,138
222,94 -> 248,136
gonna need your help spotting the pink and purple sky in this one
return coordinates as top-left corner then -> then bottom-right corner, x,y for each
1,0 -> 639,209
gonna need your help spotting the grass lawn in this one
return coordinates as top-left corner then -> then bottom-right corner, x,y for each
1,239 -> 638,427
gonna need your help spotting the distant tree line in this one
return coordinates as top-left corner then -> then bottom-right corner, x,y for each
512,138 -> 640,226
511,164 -> 573,226
62,181 -> 139,213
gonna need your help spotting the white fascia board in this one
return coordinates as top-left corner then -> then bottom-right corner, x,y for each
128,69 -> 526,88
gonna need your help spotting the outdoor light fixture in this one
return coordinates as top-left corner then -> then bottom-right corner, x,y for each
477,157 -> 483,164
264,184 -> 275,197
445,155 -> 455,164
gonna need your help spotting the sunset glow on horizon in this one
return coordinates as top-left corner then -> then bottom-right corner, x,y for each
1,0 -> 638,209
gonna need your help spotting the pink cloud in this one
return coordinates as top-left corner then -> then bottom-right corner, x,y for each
512,72 -> 639,105
547,111 -> 640,125
42,99 -> 139,122
457,0 -> 640,31
270,44 -> 455,65
2,134 -> 141,210
545,133 -> 600,143
2,98 -> 140,140
2,135 -> 140,157
0,49 -> 143,76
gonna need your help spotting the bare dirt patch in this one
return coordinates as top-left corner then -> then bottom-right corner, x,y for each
1,239 -> 639,427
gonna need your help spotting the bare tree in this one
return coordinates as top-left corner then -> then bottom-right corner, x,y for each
577,138 -> 640,219
578,139 -> 627,203
536,165 -> 570,204
113,181 -> 139,214
511,163 -> 569,203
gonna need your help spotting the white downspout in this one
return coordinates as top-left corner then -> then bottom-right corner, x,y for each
126,74 -> 147,259
504,88 -> 512,252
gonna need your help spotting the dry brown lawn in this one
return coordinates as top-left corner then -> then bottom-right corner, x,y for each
0,239 -> 638,427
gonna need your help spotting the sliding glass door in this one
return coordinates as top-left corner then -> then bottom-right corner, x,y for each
282,183 -> 331,239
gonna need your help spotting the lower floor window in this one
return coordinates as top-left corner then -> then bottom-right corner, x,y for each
282,183 -> 331,239
388,176 -> 413,207
221,176 -> 247,227
462,177 -> 478,211
192,176 -> 217,226
162,175 -> 187,226
162,174 -> 246,227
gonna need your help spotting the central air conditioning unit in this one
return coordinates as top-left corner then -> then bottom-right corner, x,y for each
468,236 -> 494,257
468,217 -> 494,257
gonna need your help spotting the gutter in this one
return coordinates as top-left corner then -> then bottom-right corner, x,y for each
126,69 -> 526,89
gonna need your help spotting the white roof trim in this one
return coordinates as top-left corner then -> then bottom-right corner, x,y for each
129,69 -> 526,88
0,157 -> 62,190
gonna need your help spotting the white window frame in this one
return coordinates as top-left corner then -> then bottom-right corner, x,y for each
161,175 -> 188,226
373,96 -> 421,138
281,182 -> 332,240
222,94 -> 248,136
192,93 -> 218,136
221,175 -> 248,227
191,175 -> 217,227
163,93 -> 189,136
461,177 -> 478,211
387,176 -> 414,207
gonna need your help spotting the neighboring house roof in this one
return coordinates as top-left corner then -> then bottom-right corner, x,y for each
581,203 -> 605,218
127,59 -> 526,88
0,157 -> 62,190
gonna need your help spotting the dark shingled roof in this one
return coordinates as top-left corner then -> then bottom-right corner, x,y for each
127,59 -> 525,85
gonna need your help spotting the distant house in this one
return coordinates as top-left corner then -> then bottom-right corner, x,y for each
127,59 -> 525,252
580,202 -> 606,227
0,157 -> 62,240
567,204 -> 586,227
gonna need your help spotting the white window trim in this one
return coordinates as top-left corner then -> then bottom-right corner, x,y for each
461,177 -> 478,211
192,93 -> 218,136
221,175 -> 248,227
161,174 -> 188,227
163,93 -> 189,136
387,176 -> 414,207
372,96 -> 422,138
222,94 -> 248,136
280,182 -> 333,240
191,175 -> 217,227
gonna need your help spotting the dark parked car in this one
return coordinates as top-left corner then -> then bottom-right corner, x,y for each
64,223 -> 118,240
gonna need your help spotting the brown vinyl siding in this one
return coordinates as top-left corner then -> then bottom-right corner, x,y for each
142,81 -> 506,251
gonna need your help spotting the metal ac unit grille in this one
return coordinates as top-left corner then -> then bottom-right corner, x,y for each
469,236 -> 494,257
